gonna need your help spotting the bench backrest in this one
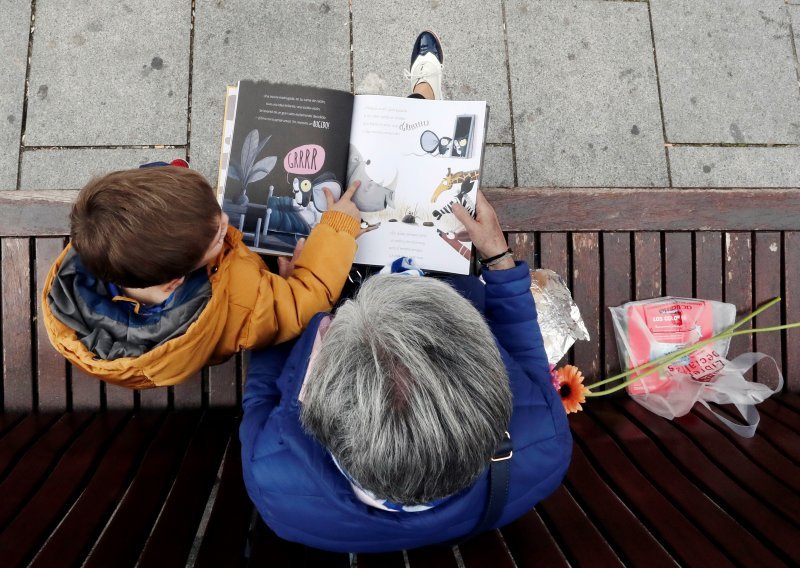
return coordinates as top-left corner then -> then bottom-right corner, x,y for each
2,188 -> 798,411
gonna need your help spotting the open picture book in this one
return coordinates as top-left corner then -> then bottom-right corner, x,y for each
217,80 -> 488,275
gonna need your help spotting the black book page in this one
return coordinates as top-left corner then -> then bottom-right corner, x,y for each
222,81 -> 353,254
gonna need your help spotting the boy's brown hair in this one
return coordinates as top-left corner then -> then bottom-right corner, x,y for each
70,166 -> 221,288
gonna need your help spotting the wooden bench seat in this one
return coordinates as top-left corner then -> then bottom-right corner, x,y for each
0,398 -> 796,567
1,187 -> 798,566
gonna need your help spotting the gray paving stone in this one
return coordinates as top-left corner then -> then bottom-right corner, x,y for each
482,146 -> 515,188
20,148 -> 185,190
651,0 -> 800,144
190,0 -> 351,185
0,1 -> 31,189
506,0 -> 668,187
352,0 -> 511,145
669,147 -> 800,188
25,0 -> 190,146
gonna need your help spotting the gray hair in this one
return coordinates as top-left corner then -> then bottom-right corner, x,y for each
301,274 -> 512,505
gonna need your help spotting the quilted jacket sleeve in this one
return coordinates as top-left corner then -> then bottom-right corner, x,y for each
240,341 -> 294,450
238,210 -> 360,349
481,261 -> 550,380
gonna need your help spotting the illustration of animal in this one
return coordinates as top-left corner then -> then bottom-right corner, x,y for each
430,168 -> 480,202
292,171 -> 342,226
401,206 -> 421,225
347,144 -> 397,212
431,169 -> 479,221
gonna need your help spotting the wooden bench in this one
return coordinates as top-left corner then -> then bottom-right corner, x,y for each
1,188 -> 799,567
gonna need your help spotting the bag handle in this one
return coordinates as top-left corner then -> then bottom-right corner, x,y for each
700,352 -> 783,438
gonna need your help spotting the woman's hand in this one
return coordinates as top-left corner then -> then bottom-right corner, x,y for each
452,191 -> 515,270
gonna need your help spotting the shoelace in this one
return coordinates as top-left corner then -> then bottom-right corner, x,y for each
403,60 -> 443,83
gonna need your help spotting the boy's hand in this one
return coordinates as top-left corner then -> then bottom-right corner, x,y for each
452,191 -> 515,270
277,238 -> 305,278
324,180 -> 361,222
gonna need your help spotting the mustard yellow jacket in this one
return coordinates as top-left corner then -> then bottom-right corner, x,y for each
42,211 -> 360,389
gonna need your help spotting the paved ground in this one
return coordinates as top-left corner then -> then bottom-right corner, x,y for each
3,0 -> 800,193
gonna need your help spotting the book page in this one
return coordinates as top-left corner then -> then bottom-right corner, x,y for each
348,95 -> 487,274
216,85 -> 238,204
221,81 -> 354,255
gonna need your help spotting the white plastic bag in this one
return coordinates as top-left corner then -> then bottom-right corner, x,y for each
610,297 -> 783,437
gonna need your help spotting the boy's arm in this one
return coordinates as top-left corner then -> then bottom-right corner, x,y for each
241,210 -> 360,348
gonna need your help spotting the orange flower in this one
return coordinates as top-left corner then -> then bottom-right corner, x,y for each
554,365 -> 588,414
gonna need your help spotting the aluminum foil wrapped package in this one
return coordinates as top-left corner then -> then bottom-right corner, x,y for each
530,269 -> 589,365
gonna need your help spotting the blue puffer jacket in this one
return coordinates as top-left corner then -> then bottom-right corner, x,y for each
240,262 -> 572,552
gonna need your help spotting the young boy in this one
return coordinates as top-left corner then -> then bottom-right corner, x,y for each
42,164 -> 362,389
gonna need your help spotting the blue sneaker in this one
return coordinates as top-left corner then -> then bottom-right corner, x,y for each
406,31 -> 444,100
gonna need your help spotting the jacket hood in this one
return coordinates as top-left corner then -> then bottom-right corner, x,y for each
47,248 -> 211,360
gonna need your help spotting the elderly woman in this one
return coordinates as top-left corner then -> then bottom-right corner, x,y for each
240,192 -> 572,552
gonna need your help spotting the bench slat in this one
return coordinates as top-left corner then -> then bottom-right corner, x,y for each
28,412 -> 164,568
83,411 -> 202,567
136,410 -> 234,567
602,233 -> 632,381
0,413 -> 59,480
194,433 -> 253,568
35,238 -> 68,410
247,518 -> 350,568
406,545 -> 460,568
356,551 -> 406,567
2,238 -> 33,411
500,509 -> 568,568
571,233 -> 601,383
692,405 -> 800,493
724,232 -> 754,358
627,401 -> 800,524
694,232 -> 723,301
457,529 -> 516,568
569,411 -> 733,566
0,411 -> 129,568
539,232 -> 569,279
105,382 -> 135,410
664,232 -> 693,297
173,371 -> 204,409
563,443 -> 676,567
0,412 -> 93,531
486,188 -> 800,231
537,484 -> 624,567
508,232 -> 536,267
786,232 -> 800,392
70,366 -> 102,410
758,398 -> 800,433
594,402 -> 788,566
754,232 -> 783,386
5,188 -> 800,236
617,401 -> 800,563
139,382 -> 170,409
208,356 -> 239,407
741,407 -> 800,463
633,232 -> 662,300
0,413 -> 23,438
